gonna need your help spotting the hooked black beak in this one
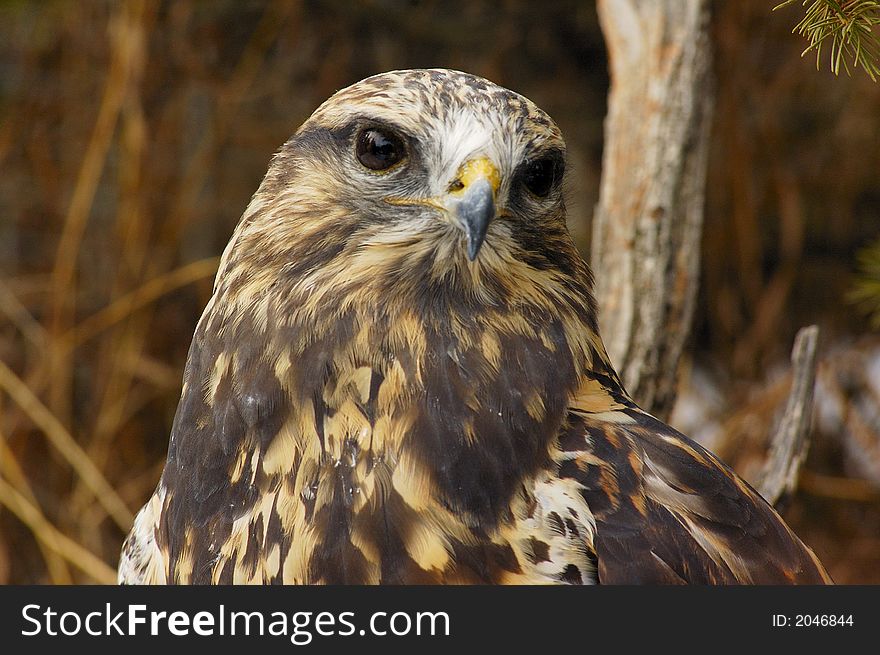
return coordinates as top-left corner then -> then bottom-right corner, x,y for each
449,157 -> 500,261
457,178 -> 496,261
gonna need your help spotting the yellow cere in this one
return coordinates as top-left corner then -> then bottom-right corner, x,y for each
453,157 -> 501,195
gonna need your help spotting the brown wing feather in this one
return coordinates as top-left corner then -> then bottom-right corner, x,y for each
557,408 -> 831,584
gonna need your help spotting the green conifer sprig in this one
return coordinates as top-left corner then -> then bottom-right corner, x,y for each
774,0 -> 880,81
851,237 -> 880,328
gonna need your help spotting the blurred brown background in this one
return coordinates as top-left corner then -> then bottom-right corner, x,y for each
0,0 -> 878,584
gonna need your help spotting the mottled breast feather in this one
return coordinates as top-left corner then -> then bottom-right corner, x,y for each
119,68 -> 831,586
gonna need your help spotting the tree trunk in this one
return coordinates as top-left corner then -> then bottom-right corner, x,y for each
593,0 -> 713,419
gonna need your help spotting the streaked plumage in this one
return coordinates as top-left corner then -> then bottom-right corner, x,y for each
119,69 -> 830,585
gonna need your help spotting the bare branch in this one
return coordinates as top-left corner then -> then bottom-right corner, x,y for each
756,325 -> 821,508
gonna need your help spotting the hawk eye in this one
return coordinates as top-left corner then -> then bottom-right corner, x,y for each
522,156 -> 562,197
355,127 -> 405,171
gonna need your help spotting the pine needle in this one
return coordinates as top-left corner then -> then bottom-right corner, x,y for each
850,237 -> 880,327
774,0 -> 880,81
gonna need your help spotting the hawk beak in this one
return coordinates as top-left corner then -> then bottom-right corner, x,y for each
449,157 -> 500,261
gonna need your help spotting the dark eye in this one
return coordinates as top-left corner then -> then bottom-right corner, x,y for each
522,156 -> 562,197
355,127 -> 406,171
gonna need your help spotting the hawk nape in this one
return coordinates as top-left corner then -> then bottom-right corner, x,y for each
120,69 -> 830,585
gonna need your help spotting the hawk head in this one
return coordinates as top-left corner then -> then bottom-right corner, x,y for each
301,68 -> 565,262
214,69 -> 598,348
